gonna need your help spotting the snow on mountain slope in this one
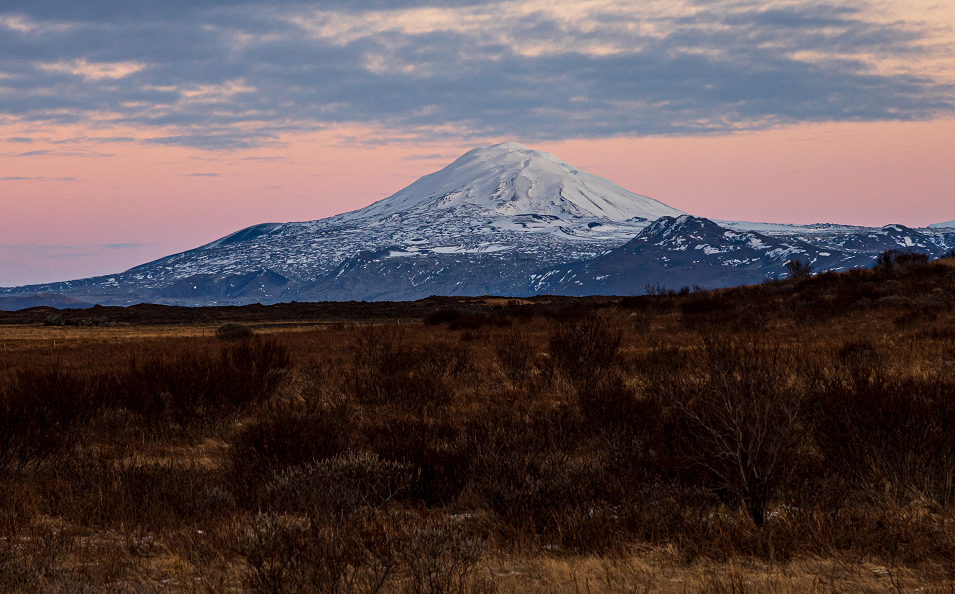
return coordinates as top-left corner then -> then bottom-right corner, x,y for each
533,215 -> 882,296
721,221 -> 954,255
717,220 -> 871,234
352,142 -> 683,223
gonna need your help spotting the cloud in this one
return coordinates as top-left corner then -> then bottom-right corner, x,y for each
403,152 -> 457,160
0,175 -> 77,181
38,59 -> 144,81
6,147 -> 111,157
183,172 -> 220,177
0,0 -> 952,147
0,241 -> 156,262
52,136 -> 135,144
102,242 -> 149,249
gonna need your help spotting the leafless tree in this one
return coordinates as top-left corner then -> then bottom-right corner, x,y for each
667,336 -> 807,525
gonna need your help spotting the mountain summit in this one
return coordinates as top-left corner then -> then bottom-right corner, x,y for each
354,142 -> 683,223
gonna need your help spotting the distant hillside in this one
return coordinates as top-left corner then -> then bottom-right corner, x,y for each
0,293 -> 93,312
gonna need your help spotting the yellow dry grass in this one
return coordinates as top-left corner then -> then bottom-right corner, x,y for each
0,320 -> 340,352
485,553 -> 949,594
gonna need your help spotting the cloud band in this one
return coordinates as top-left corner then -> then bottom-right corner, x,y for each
1,0 -> 951,148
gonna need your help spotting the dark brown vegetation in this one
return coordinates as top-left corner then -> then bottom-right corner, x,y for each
0,295 -> 615,327
2,257 -> 955,592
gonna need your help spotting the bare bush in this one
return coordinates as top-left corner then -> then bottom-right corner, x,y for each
363,415 -> 470,506
548,313 -> 621,386
229,396 -> 354,507
8,261 -> 955,583
665,337 -> 808,526
104,461 -> 233,530
346,325 -> 453,409
230,512 -> 491,594
785,259 -> 814,279
876,249 -> 930,272
269,451 -> 415,517
896,251 -> 930,266
122,336 -> 291,436
0,364 -> 96,475
229,512 -> 398,594
215,321 -> 255,341
810,366 -> 955,506
493,330 -> 536,385
398,515 -> 494,594
464,406 -> 596,531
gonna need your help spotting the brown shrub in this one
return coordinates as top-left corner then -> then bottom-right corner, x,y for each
121,336 -> 291,437
0,363 -> 98,475
345,326 -> 455,410
269,451 -> 415,517
229,396 -> 354,507
548,313 -> 621,386
663,336 -> 809,526
809,367 -> 955,506
214,321 -> 256,341
6,265 -> 955,582
492,330 -> 537,385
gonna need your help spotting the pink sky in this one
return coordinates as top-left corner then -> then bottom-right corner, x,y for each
2,118 -> 954,286
3,0 -> 955,287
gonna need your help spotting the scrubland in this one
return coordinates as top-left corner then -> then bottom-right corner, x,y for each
1,258 -> 955,593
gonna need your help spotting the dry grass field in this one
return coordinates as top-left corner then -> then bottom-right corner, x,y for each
1,256 -> 955,593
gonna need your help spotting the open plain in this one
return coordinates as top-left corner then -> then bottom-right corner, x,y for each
1,258 -> 954,593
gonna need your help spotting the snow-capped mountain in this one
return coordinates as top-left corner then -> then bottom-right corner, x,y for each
1,143 -> 683,305
192,142 -> 682,282
532,216 -> 932,296
1,142 -> 953,307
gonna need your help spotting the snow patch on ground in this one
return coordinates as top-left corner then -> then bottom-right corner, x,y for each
697,244 -> 731,255
430,244 -> 513,254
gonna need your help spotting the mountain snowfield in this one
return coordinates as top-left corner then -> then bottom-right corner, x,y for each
354,142 -> 683,223
2,142 -> 953,306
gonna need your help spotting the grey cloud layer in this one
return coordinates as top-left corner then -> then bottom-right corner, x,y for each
1,1 -> 951,147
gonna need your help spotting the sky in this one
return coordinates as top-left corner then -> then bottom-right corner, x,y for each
1,0 -> 954,287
